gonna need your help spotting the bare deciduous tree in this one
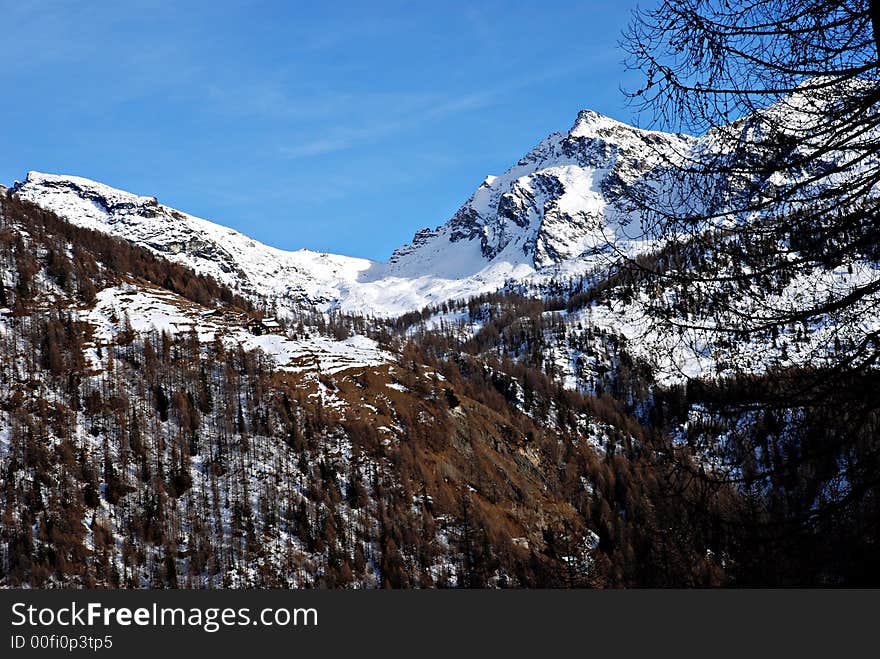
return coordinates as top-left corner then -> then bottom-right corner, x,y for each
621,0 -> 880,381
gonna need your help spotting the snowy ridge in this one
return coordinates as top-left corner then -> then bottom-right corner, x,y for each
11,109 -> 694,317
13,172 -> 377,314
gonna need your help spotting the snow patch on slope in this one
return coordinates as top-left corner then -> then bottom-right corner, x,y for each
85,284 -> 391,374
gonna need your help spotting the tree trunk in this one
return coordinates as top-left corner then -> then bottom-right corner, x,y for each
870,0 -> 880,60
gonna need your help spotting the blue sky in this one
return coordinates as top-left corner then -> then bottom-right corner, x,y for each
0,1 -> 654,261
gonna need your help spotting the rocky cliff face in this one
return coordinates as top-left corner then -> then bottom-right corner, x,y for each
389,109 -> 693,272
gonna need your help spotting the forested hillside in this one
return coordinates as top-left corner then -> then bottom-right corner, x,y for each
0,195 -> 718,587
2,192 -> 876,587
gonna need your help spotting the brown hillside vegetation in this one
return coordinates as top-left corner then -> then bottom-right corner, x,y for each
0,194 -> 735,587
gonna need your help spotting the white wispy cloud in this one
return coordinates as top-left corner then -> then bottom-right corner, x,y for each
274,64 -> 593,160
276,89 -> 504,160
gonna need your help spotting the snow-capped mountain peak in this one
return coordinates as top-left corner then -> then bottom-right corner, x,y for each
388,108 -> 693,275
9,107 -> 694,317
568,108 -> 626,138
